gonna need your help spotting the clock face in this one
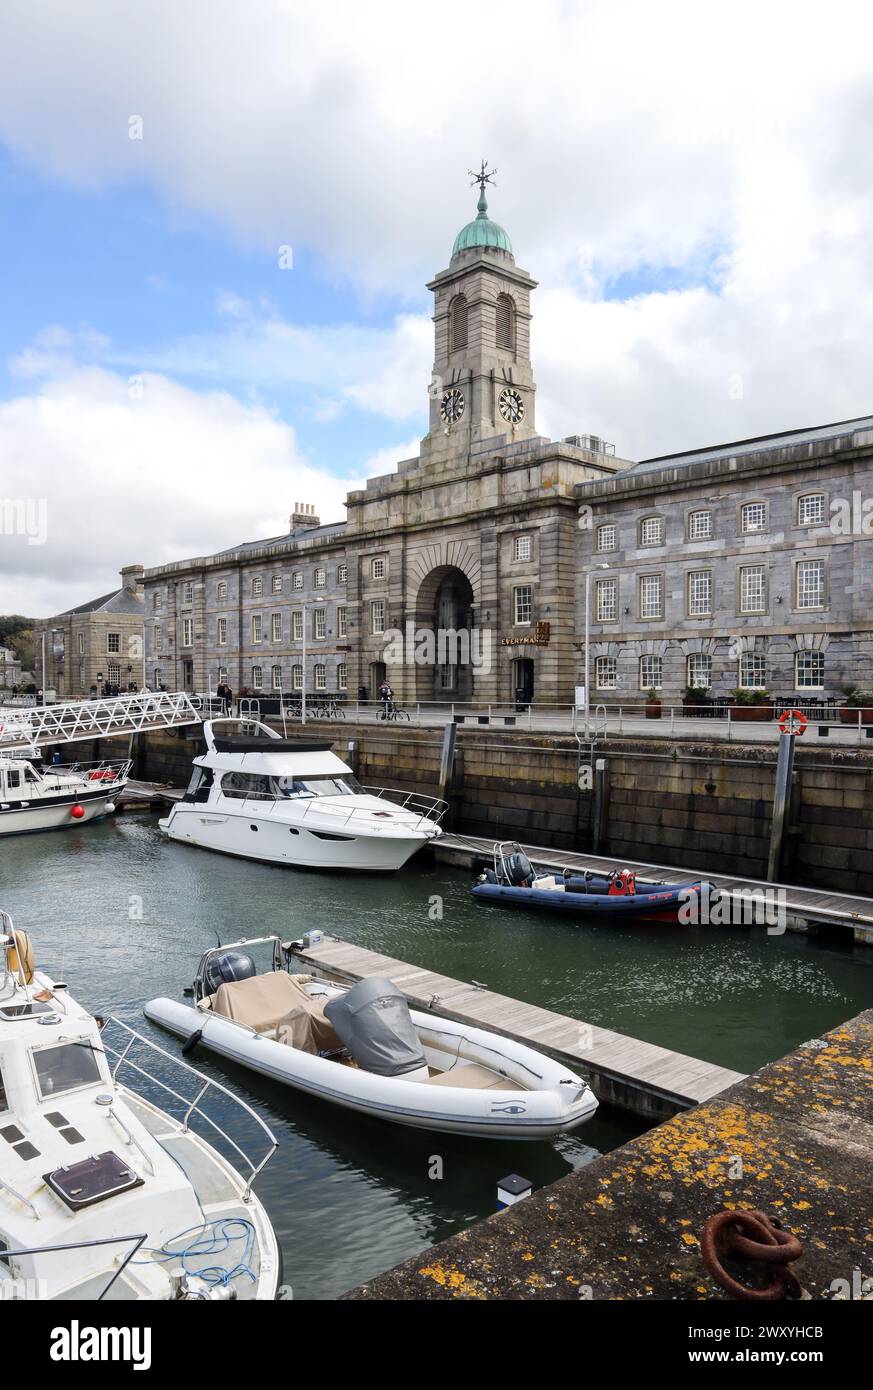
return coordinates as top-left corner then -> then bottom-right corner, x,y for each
440,388 -> 465,424
499,387 -> 525,425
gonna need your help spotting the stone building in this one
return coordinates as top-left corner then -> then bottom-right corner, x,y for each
34,564 -> 145,697
141,177 -> 873,708
0,645 -> 23,689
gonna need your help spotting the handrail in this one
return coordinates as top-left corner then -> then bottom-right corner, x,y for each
0,1175 -> 41,1221
0,1233 -> 148,1300
0,691 -> 202,750
100,1018 -> 277,1201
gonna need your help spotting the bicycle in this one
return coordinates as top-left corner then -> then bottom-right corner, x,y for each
379,700 -> 410,722
315,698 -> 345,720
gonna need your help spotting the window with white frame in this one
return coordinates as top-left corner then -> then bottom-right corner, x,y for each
795,650 -> 824,688
371,599 -> 385,635
741,501 -> 768,534
796,558 -> 825,610
337,606 -> 347,638
314,663 -> 326,691
293,571 -> 303,590
271,613 -> 282,642
513,585 -> 533,625
217,617 -> 227,646
595,577 -> 617,622
251,576 -> 263,596
153,668 -> 162,686
155,626 -> 163,651
595,656 -> 617,689
182,582 -> 193,604
687,653 -> 712,688
514,534 -> 532,562
337,662 -> 347,690
251,614 -> 263,643
182,618 -> 193,648
314,568 -> 326,589
739,652 -> 766,688
218,667 -> 228,685
292,664 -> 303,690
797,493 -> 825,527
217,581 -> 227,601
640,516 -> 664,547
152,592 -> 162,610
688,509 -> 712,541
107,632 -> 121,653
271,665 -> 282,690
314,609 -> 326,639
272,575 -> 283,593
639,655 -> 662,690
687,569 -> 713,616
338,564 -> 347,584
107,664 -> 121,685
78,632 -> 85,655
739,564 -> 766,613
639,574 -> 663,619
251,665 -> 263,687
371,556 -> 386,580
292,610 -> 303,641
596,524 -> 617,552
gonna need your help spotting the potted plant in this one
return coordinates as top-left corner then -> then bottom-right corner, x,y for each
682,684 -> 710,716
729,688 -> 773,721
839,685 -> 873,725
644,687 -> 662,719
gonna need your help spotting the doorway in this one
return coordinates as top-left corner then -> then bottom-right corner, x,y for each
513,657 -> 534,709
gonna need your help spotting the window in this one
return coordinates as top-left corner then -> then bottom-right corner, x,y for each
741,502 -> 768,534
337,606 -> 347,638
271,614 -> 282,643
107,632 -> 121,654
639,655 -> 663,690
371,600 -> 385,635
796,650 -> 824,688
449,294 -> 468,352
596,524 -> 617,552
221,771 -> 271,800
32,1041 -> 101,1099
251,614 -> 263,643
496,293 -> 516,351
217,617 -> 227,646
514,534 -> 532,562
217,668 -> 228,685
292,664 -> 303,690
739,564 -> 767,614
640,516 -> 664,547
796,559 -> 825,610
687,569 -> 713,616
338,564 -> 348,584
371,556 -> 386,580
513,585 -> 533,626
217,581 -> 227,601
639,574 -> 663,620
337,662 -> 347,690
688,510 -> 712,541
272,575 -> 283,593
107,663 -> 120,685
271,664 -> 282,691
595,577 -> 617,622
182,618 -> 193,647
251,577 -> 263,597
152,592 -> 162,610
739,652 -> 766,689
77,632 -> 84,655
314,568 -> 326,589
687,653 -> 712,689
251,665 -> 263,687
314,609 -> 326,639
292,610 -> 303,641
595,656 -> 617,690
182,582 -> 194,604
314,663 -> 326,691
797,493 -> 825,527
293,571 -> 303,591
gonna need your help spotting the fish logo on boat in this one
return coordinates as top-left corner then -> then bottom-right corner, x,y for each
490,1101 -> 527,1115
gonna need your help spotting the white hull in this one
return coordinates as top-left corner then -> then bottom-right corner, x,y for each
0,788 -> 119,836
145,991 -> 598,1140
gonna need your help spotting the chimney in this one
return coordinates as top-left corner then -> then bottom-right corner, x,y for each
121,563 -> 145,593
290,502 -> 321,531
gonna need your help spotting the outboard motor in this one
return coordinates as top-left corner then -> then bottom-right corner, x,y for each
324,976 -> 428,1078
503,850 -> 535,886
202,950 -> 257,996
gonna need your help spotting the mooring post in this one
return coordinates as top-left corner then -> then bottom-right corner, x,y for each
767,732 -> 795,881
438,720 -> 457,827
592,757 -> 607,854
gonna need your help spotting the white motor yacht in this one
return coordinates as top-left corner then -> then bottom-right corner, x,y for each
0,754 -> 131,837
160,718 -> 445,871
0,913 -> 280,1300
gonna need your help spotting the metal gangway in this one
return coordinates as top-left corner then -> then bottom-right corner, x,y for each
0,690 -> 203,750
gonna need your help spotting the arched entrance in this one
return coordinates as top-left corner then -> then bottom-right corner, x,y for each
411,565 -> 476,702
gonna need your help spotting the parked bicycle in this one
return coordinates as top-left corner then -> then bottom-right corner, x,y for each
314,697 -> 345,719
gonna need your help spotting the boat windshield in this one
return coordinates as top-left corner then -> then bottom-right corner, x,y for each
271,775 -> 362,799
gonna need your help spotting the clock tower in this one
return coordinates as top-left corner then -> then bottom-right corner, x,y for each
421,163 -> 538,464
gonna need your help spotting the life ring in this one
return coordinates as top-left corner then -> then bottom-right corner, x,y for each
7,929 -> 35,984
778,709 -> 807,736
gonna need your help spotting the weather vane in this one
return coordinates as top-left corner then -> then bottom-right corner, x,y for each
468,159 -> 497,197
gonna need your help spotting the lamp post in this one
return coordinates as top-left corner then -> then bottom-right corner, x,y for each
584,563 -> 610,738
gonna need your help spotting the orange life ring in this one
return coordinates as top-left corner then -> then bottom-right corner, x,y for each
778,709 -> 807,736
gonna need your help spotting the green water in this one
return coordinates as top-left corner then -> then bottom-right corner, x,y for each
1,815 -> 871,1299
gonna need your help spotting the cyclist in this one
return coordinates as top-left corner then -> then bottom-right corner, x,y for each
378,678 -> 394,720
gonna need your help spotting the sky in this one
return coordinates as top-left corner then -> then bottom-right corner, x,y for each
1,0 -> 873,616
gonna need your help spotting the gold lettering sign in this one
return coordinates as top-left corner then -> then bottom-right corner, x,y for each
501,621 -> 550,647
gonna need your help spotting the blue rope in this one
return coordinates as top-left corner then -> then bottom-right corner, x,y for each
133,1217 -> 258,1286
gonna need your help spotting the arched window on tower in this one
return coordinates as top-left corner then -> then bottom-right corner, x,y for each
449,294 -> 468,351
496,293 -> 516,352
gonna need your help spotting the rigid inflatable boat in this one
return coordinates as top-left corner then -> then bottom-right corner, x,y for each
473,843 -> 718,922
145,936 -> 598,1140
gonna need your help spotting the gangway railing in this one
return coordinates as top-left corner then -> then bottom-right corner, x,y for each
0,690 -> 203,750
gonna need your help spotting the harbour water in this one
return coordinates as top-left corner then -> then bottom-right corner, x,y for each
2,814 -> 871,1299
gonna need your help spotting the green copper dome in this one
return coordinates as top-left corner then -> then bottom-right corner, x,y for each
451,184 -> 513,258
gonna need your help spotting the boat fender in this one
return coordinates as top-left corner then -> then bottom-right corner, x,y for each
70,804 -> 85,819
181,1028 -> 203,1058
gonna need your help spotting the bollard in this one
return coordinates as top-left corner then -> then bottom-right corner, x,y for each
497,1173 -> 532,1211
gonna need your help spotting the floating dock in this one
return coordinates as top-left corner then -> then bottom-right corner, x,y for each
116,779 -> 185,810
291,935 -> 744,1120
345,1008 -> 873,1301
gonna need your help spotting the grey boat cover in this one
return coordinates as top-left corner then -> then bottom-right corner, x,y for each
324,976 -> 426,1076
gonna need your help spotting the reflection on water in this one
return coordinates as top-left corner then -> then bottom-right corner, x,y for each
1,814 -> 870,1298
